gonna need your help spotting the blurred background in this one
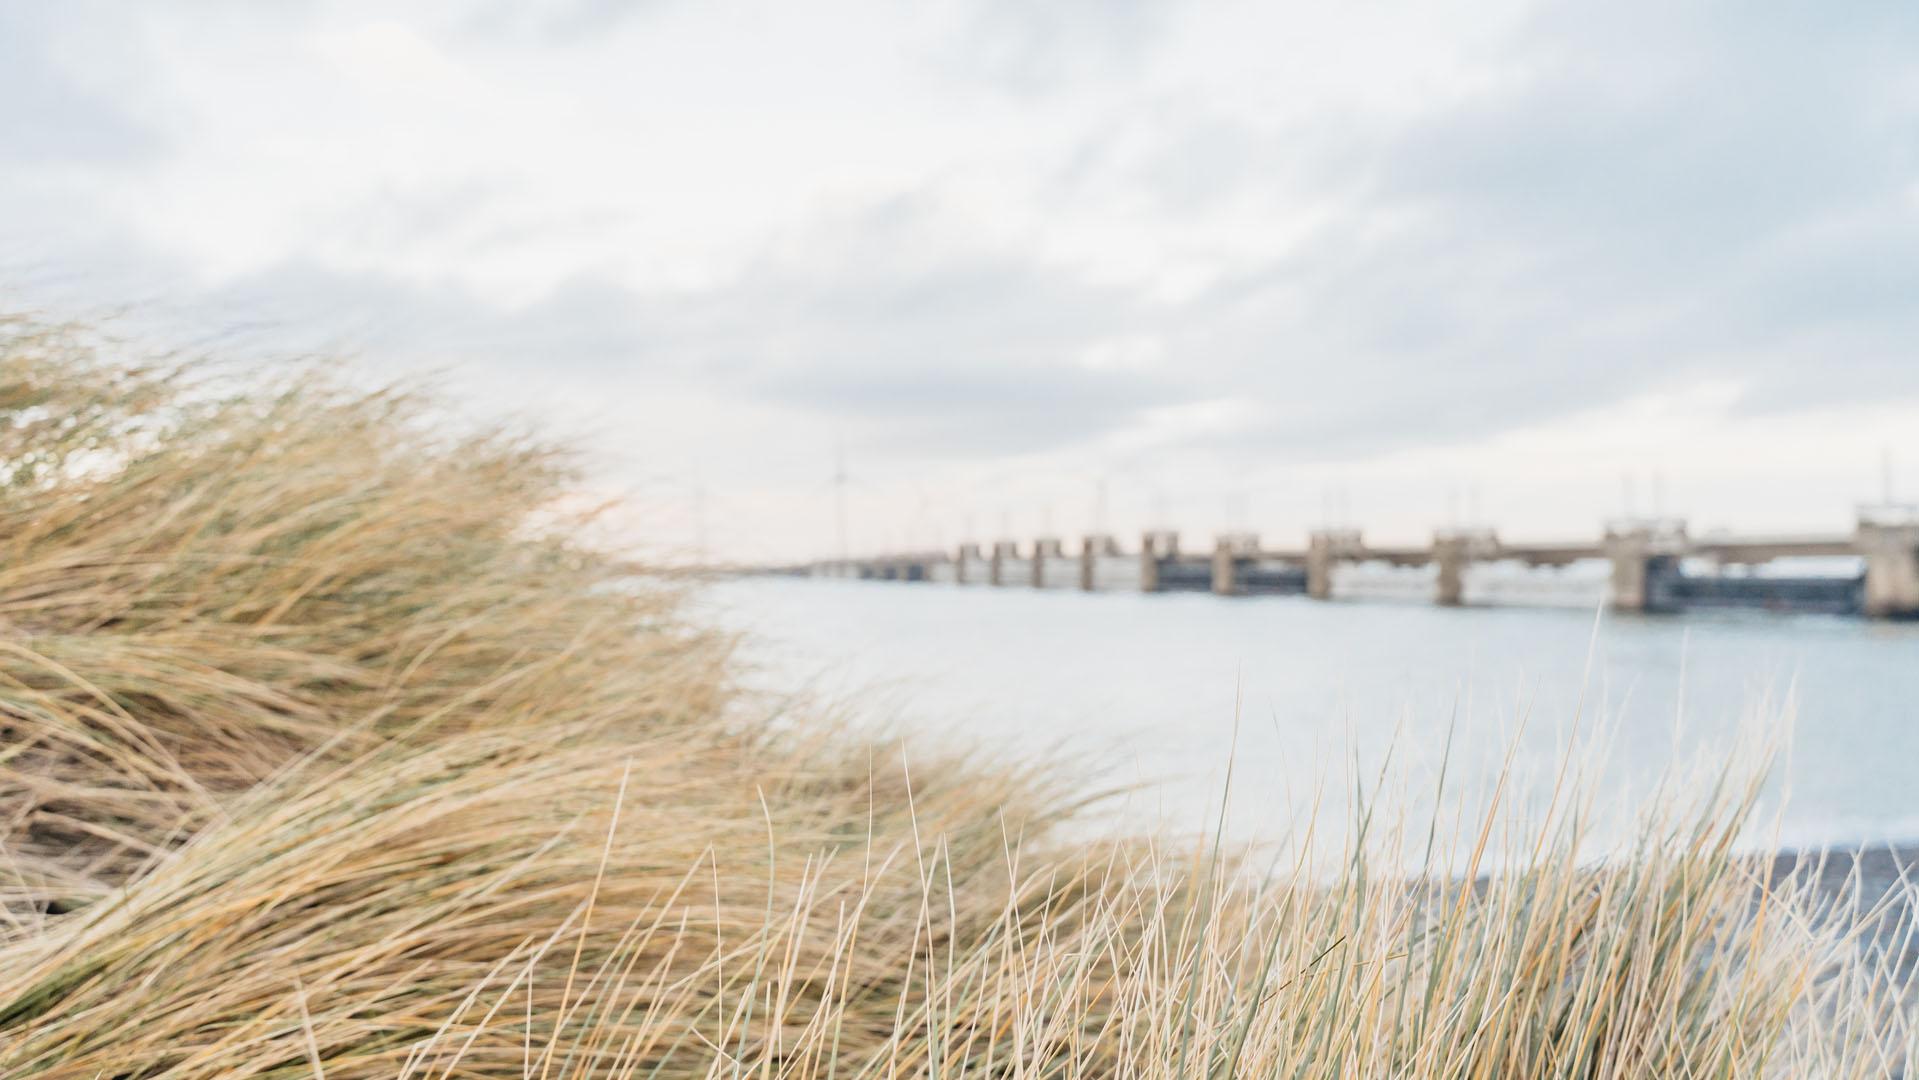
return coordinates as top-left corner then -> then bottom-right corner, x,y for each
5,1 -> 1918,564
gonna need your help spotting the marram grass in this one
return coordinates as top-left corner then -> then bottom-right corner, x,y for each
0,316 -> 1912,1077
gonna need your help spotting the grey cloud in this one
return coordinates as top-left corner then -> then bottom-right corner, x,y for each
690,201 -> 1184,450
39,194 -> 1182,459
1386,6 -> 1912,259
1394,7 -> 1913,274
1047,96 -> 1312,215
1038,0 -> 1919,458
586,209 -> 1182,453
951,0 -> 1184,97
7,0 -> 1918,479
0,7 -> 161,165
461,0 -> 669,44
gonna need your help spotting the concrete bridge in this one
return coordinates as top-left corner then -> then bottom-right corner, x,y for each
792,507 -> 1919,619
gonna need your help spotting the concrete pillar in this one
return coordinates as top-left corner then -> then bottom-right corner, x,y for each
1432,529 -> 1495,606
1603,522 -> 1683,613
1858,519 -> 1919,618
1212,539 -> 1237,596
1033,538 -> 1061,587
990,541 -> 1013,586
1211,532 -> 1258,596
1603,529 -> 1650,612
956,542 -> 981,585
1433,537 -> 1467,606
1306,529 -> 1360,600
1140,530 -> 1177,593
1306,538 -> 1333,600
1081,535 -> 1119,590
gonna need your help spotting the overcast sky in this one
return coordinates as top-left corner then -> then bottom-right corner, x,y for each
4,0 -> 1917,561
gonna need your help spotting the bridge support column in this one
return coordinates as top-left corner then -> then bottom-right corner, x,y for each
990,541 -> 1013,586
1604,531 -> 1651,612
1140,530 -> 1177,593
1432,529 -> 1496,606
958,543 -> 983,585
1033,538 -> 1061,587
1081,534 -> 1120,590
1433,537 -> 1467,606
1603,521 -> 1684,613
1858,519 -> 1919,618
1306,529 -> 1361,600
1306,537 -> 1333,600
1212,532 -> 1258,596
1212,539 -> 1237,596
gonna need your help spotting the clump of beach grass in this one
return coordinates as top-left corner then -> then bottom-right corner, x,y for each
0,314 -> 1912,1077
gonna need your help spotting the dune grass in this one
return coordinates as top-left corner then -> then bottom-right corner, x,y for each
0,315 -> 1912,1077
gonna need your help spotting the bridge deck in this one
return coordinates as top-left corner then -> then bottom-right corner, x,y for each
796,521 -> 1916,618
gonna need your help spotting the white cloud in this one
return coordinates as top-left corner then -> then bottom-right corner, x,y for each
3,0 -> 1917,560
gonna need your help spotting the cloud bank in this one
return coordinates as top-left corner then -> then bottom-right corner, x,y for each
3,0 -> 1916,557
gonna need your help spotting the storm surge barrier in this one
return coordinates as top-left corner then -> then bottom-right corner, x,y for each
787,506 -> 1919,619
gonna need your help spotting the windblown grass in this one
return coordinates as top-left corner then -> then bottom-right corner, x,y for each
0,315 -> 1911,1076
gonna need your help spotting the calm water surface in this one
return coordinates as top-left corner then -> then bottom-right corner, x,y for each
701,577 -> 1919,856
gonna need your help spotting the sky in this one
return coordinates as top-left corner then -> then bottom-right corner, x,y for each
4,0 -> 1917,562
